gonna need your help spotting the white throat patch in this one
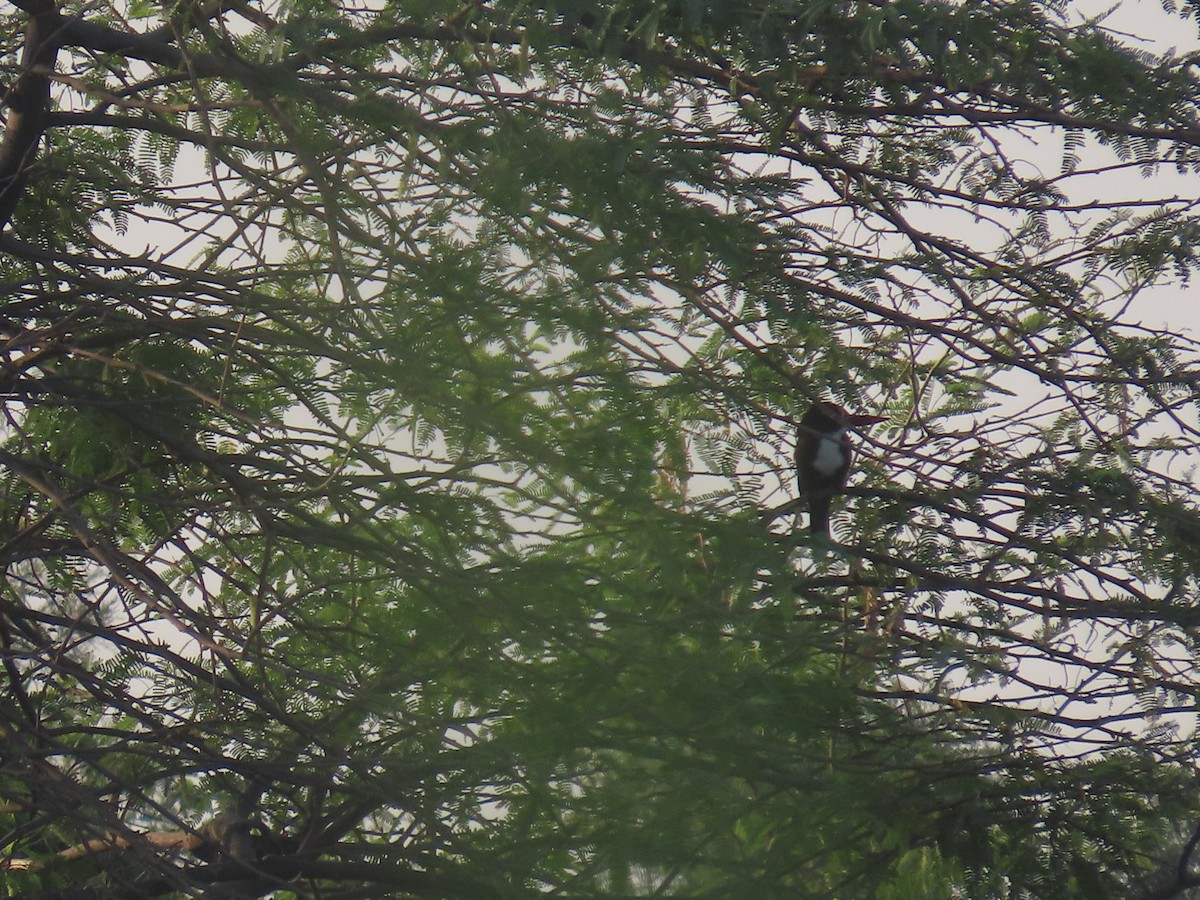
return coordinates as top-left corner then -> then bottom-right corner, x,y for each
812,429 -> 847,475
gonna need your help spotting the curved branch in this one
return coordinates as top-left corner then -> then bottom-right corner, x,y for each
1139,815 -> 1200,898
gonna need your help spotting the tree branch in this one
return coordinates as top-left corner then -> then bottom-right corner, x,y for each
0,0 -> 61,230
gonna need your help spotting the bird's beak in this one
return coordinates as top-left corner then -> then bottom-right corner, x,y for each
849,413 -> 886,426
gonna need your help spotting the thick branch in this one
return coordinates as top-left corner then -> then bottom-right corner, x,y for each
5,851 -> 558,900
0,0 -> 61,231
54,17 -> 183,68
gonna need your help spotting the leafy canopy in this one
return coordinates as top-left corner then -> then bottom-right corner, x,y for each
4,0 -> 1200,898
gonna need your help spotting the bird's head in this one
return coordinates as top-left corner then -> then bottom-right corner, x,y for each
802,400 -> 885,431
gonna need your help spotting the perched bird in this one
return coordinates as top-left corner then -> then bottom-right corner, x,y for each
195,808 -> 257,865
795,400 -> 885,537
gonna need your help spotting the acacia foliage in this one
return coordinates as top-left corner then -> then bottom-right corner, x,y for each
5,0 -> 1200,897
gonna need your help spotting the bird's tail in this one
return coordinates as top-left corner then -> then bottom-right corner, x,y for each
808,496 -> 831,537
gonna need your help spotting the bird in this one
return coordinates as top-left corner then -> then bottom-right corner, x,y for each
795,400 -> 885,537
195,808 -> 257,866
